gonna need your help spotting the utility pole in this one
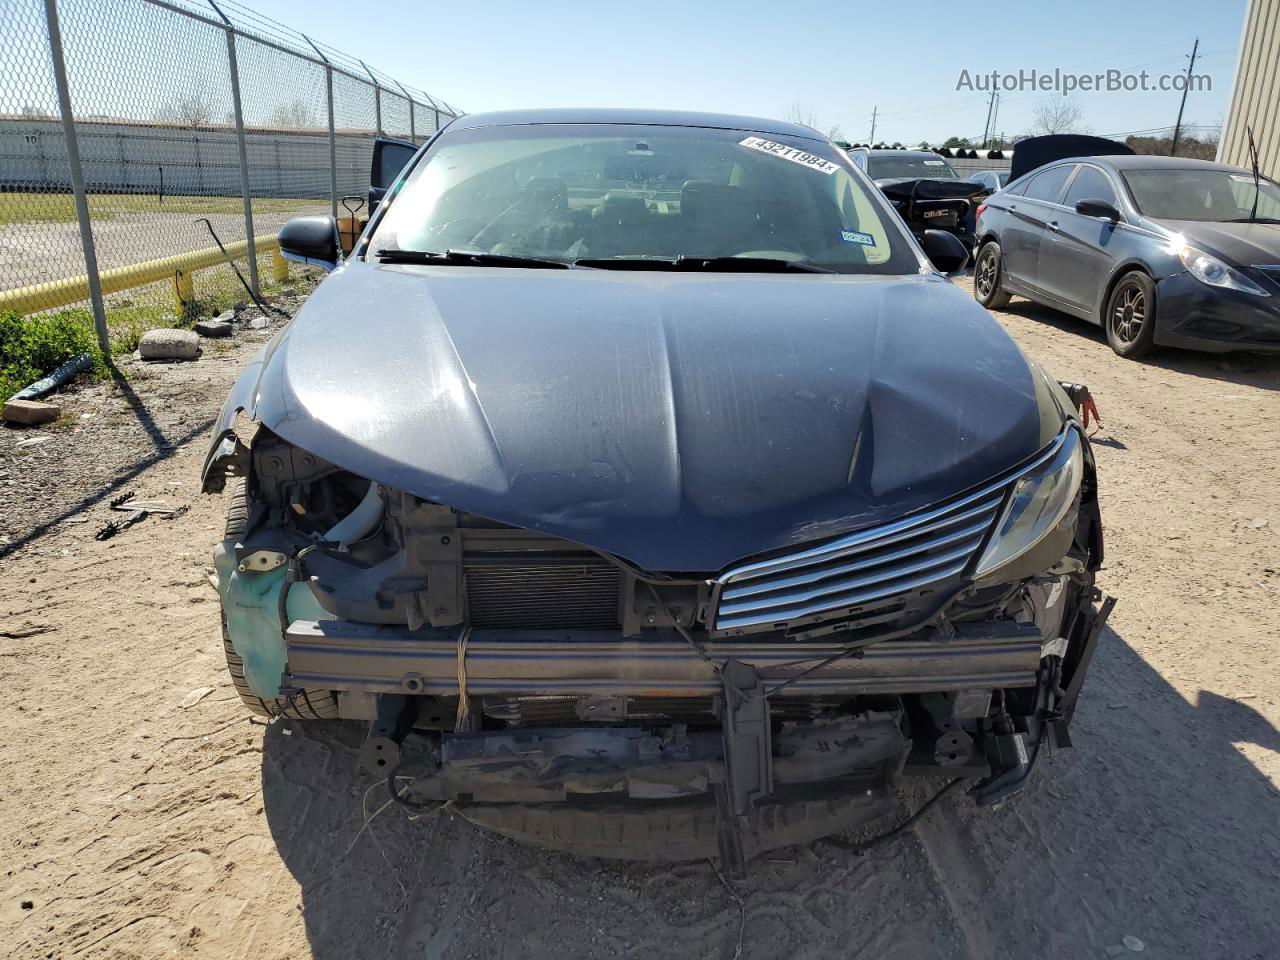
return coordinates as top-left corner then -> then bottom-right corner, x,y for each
869,106 -> 877,145
982,90 -> 996,149
989,94 -> 1001,149
1170,37 -> 1199,157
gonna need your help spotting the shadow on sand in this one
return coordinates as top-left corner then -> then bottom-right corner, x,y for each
1000,298 -> 1280,391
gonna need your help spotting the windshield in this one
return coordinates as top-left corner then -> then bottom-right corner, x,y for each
866,156 -> 958,179
1121,168 -> 1280,222
369,124 -> 919,274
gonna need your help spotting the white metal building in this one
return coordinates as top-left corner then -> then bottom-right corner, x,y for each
1218,0 -> 1280,174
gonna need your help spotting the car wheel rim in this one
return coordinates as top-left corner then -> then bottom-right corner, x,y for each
1112,285 -> 1145,343
976,251 -> 996,297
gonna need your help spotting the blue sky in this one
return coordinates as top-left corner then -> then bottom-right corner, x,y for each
241,0 -> 1247,145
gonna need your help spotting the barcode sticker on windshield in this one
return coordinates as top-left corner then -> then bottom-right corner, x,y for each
739,137 -> 840,174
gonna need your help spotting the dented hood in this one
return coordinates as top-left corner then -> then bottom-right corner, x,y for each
243,262 -> 1057,572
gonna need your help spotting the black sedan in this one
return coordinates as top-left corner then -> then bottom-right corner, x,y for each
208,109 -> 1106,870
973,154 -> 1280,357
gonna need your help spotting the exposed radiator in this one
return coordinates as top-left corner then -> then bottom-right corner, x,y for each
464,558 -> 622,629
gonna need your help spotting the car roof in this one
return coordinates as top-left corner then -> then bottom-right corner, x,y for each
447,108 -> 823,141
1058,154 -> 1255,176
866,149 -> 948,159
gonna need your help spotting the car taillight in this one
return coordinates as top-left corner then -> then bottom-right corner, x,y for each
975,202 -> 988,220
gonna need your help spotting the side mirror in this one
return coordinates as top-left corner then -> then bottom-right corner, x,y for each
1074,198 -> 1121,223
278,215 -> 340,271
920,229 -> 969,274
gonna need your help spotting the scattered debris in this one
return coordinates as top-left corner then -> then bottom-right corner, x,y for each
95,492 -> 189,540
194,319 -> 233,338
10,351 -> 94,401
182,686 -> 215,708
248,316 -> 270,330
1123,935 -> 1146,952
14,436 -> 53,449
20,900 -> 33,910
3,398 -> 61,426
138,329 -> 201,361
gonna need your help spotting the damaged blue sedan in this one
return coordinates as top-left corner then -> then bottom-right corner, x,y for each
202,109 -> 1110,873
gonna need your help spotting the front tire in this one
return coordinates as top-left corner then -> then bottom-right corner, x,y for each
1104,271 -> 1157,358
973,241 -> 1012,308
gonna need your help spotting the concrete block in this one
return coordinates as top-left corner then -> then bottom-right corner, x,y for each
138,328 -> 200,360
4,398 -> 61,425
195,319 -> 233,338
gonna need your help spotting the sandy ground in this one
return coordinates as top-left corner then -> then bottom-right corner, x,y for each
1,278 -> 1279,960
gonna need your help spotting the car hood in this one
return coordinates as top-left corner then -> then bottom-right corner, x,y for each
250,262 -> 1056,572
1153,218 -> 1280,266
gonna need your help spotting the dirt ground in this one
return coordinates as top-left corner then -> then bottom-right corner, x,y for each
2,278 -> 1278,960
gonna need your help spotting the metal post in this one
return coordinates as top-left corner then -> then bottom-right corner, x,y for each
326,68 -> 338,217
409,100 -> 415,140
303,35 -> 338,218
392,79 -> 415,140
43,0 -> 109,353
360,61 -> 382,136
209,6 -> 259,296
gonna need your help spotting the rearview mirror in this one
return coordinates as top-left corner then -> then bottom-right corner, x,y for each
920,229 -> 969,274
1075,198 -> 1121,223
278,215 -> 340,271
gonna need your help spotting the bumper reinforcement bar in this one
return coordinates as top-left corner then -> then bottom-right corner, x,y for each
284,620 -> 1043,698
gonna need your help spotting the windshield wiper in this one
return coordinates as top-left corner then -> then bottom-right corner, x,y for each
374,248 -> 572,269
574,256 -> 833,274
1226,217 -> 1280,224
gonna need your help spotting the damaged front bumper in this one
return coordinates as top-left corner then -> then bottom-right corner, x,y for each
276,591 -> 1110,867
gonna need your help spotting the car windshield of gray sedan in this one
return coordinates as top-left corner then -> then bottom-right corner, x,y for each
370,125 -> 920,273
1122,168 -> 1280,222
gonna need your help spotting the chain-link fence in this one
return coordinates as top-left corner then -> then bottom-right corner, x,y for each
0,0 -> 459,351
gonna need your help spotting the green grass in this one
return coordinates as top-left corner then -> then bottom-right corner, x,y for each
2,253 -> 316,399
0,309 -> 107,400
0,191 -> 324,226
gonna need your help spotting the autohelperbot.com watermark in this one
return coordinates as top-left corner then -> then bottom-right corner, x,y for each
956,68 -> 1211,96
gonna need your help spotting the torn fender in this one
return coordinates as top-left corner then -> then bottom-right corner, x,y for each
201,326 -> 289,492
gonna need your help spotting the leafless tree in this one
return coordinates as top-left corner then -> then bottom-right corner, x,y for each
156,93 -> 216,128
1030,98 -> 1084,136
783,101 -> 843,140
269,99 -> 317,129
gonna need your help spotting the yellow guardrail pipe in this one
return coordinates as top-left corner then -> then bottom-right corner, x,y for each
0,233 -> 284,317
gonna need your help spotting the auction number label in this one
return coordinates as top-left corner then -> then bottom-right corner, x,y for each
739,137 -> 840,174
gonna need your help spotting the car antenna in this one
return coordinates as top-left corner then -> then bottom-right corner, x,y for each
1247,125 -> 1261,223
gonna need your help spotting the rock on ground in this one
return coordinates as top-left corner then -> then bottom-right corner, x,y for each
138,328 -> 200,360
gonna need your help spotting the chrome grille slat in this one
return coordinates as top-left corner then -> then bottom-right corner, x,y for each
716,560 -> 971,630
718,541 -> 980,617
708,442 -> 1054,631
721,513 -> 996,602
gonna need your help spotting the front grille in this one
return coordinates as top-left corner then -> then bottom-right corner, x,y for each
713,483 -> 1007,633
465,558 -> 621,629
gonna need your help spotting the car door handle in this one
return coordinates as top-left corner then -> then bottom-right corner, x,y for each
1048,220 -> 1060,232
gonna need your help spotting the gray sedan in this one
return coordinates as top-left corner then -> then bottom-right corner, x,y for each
973,154 -> 1280,357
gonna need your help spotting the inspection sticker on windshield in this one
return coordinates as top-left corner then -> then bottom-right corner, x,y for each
739,137 -> 840,174
840,229 -> 876,246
